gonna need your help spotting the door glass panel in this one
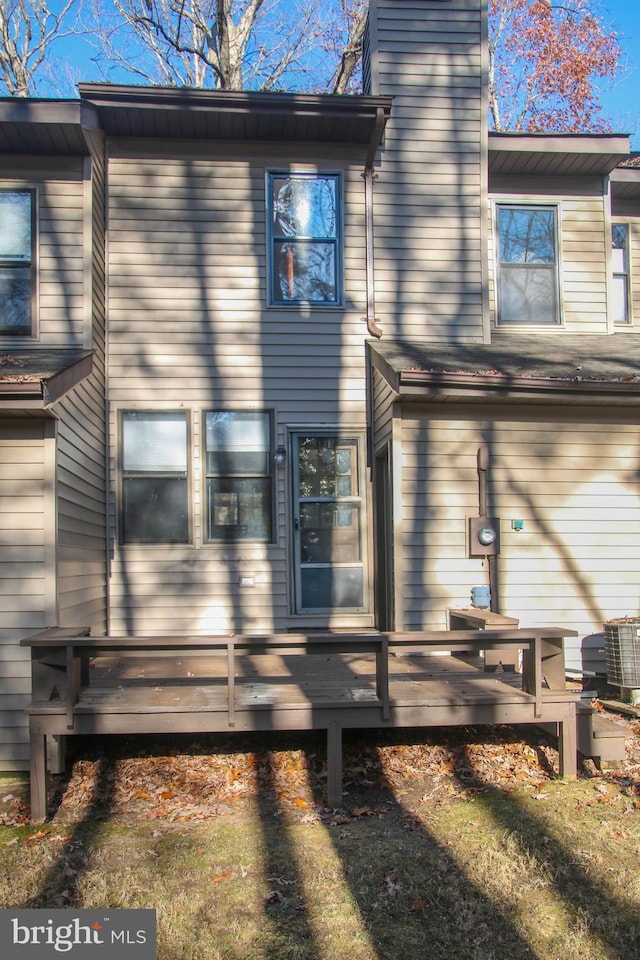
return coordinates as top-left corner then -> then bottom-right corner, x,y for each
298,437 -> 357,497
294,434 -> 365,613
301,567 -> 363,610
300,503 -> 360,563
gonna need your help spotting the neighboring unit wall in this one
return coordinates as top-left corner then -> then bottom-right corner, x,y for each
611,196 -> 640,328
397,403 -> 640,667
0,420 -> 53,771
371,366 -> 396,452
488,176 -> 609,333
0,159 -> 87,348
54,145 -> 108,633
631,219 -> 640,326
365,0 -> 487,340
106,141 -> 370,635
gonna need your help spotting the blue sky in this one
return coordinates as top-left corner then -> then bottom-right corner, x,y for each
597,3 -> 640,147
49,1 -> 640,147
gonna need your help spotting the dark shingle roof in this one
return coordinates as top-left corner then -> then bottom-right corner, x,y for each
0,349 -> 93,404
370,335 -> 640,404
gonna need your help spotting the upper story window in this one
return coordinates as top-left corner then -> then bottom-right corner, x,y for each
612,223 -> 630,325
0,190 -> 34,336
120,411 -> 189,544
204,411 -> 273,542
269,173 -> 340,305
496,204 -> 560,326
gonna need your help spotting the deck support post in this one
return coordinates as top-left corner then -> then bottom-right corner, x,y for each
46,734 -> 66,775
558,705 -> 577,780
29,729 -> 47,821
327,722 -> 343,808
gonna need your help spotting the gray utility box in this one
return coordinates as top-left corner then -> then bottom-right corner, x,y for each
605,620 -> 640,688
580,633 -> 607,676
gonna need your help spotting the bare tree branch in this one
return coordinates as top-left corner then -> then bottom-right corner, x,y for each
330,0 -> 367,95
96,0 -> 323,90
0,0 -> 80,96
93,0 -> 366,92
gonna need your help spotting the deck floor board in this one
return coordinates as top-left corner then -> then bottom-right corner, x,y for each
77,652 -> 537,713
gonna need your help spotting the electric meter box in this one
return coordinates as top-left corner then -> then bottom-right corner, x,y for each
468,516 -> 500,556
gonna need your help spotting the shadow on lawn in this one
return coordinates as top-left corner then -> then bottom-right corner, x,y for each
317,726 -> 640,960
20,753 -> 118,908
455,759 -> 640,959
17,725 -> 640,960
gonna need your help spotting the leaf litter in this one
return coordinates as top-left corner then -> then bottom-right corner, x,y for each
1,711 -> 638,826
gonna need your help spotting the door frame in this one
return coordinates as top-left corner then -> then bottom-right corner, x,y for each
374,442 -> 395,631
287,426 -> 372,623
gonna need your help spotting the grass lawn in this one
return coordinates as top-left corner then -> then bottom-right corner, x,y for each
1,722 -> 639,960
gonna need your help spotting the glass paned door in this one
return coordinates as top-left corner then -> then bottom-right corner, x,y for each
292,435 -> 366,613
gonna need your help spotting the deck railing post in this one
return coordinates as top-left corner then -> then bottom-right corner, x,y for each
376,638 -> 390,720
66,644 -> 83,729
227,642 -> 236,727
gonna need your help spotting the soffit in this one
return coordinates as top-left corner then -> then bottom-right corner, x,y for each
610,165 -> 640,201
489,132 -> 630,178
0,99 -> 99,155
79,83 -> 393,147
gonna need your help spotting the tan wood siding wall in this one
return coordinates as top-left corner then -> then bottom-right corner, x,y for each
610,207 -> 640,329
365,0 -> 487,340
53,142 -> 108,635
0,421 -> 49,770
0,159 -> 86,348
488,176 -> 609,332
106,142 -> 371,634
399,403 -> 640,667
372,368 -> 395,450
631,219 -> 640,327
54,385 -> 107,631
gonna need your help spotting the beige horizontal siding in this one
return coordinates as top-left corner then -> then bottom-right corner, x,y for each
366,0 -> 486,341
108,550 -> 288,635
397,405 -> 640,666
0,161 -> 87,349
488,187 -> 609,332
50,143 -> 108,636
106,146 -> 371,632
629,219 -> 640,326
0,423 -> 48,771
372,369 -> 395,450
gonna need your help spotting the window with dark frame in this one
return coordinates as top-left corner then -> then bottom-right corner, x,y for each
204,411 -> 273,542
120,411 -> 189,544
612,223 -> 630,325
497,204 -> 560,325
269,173 -> 340,305
0,190 -> 34,336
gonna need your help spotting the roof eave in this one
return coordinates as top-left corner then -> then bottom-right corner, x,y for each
488,132 -> 630,177
0,351 -> 93,408
78,82 -> 393,147
394,369 -> 640,404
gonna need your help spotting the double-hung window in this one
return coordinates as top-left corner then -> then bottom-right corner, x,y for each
0,190 -> 34,336
269,173 -> 340,304
205,411 -> 273,542
612,223 -> 630,325
496,204 -> 560,325
121,411 -> 189,543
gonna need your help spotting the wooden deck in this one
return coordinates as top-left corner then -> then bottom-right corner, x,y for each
22,627 -> 579,820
